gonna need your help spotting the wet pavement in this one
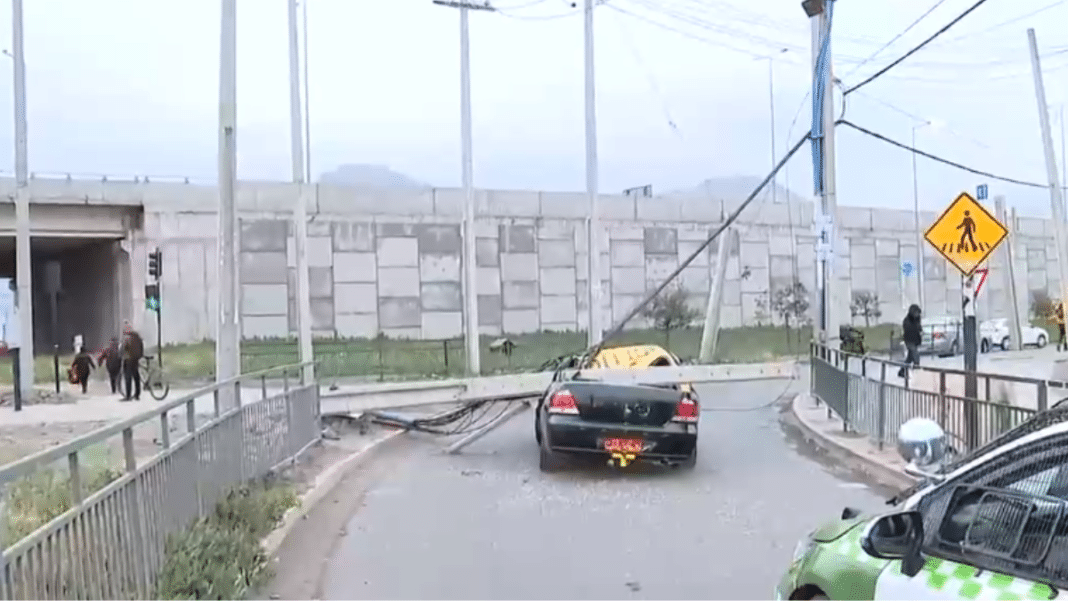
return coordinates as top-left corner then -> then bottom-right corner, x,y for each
312,378 -> 897,600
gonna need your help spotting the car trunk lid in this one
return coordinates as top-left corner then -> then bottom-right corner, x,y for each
563,381 -> 683,427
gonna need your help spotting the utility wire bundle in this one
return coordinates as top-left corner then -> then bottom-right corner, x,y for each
369,394 -> 537,436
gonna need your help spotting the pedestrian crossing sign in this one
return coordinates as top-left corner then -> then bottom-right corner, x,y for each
924,191 -> 1008,277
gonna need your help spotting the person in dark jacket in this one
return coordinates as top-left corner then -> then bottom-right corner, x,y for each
121,323 -> 144,401
69,346 -> 95,394
899,304 -> 923,378
1056,302 -> 1066,352
97,337 -> 123,394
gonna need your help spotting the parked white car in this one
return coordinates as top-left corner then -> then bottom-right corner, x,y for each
979,317 -> 1048,352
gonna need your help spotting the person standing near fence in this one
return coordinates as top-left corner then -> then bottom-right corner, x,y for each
899,304 -> 922,378
98,337 -> 123,395
120,321 -> 144,401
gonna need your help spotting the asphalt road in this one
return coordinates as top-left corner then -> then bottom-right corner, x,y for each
304,379 -> 895,600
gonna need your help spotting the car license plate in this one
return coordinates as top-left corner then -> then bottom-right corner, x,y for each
603,438 -> 643,453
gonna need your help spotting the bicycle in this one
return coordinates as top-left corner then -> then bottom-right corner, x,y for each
139,355 -> 171,401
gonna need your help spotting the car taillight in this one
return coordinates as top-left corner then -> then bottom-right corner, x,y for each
673,396 -> 699,423
548,390 -> 579,415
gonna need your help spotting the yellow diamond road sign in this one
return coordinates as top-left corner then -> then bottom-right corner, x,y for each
924,191 -> 1008,277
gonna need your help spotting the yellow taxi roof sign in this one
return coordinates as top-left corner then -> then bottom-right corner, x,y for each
924,192 -> 1007,277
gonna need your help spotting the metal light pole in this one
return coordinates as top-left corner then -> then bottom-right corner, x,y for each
911,121 -> 931,310
302,0 -> 312,181
289,0 -> 314,384
584,0 -> 602,347
757,49 -> 788,206
217,0 -> 239,397
11,0 -> 33,403
1027,29 -> 1068,336
432,0 -> 493,375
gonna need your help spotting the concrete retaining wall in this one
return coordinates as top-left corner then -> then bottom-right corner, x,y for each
2,178 -> 1060,343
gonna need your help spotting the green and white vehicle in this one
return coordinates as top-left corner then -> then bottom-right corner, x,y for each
778,406 -> 1068,600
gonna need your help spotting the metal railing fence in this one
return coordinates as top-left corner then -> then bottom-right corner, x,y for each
0,361 -> 320,600
810,343 -> 1062,453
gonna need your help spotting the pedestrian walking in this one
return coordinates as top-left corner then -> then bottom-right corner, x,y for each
899,304 -> 923,378
97,337 -> 123,394
120,321 -> 144,401
1056,302 -> 1066,352
69,346 -> 95,395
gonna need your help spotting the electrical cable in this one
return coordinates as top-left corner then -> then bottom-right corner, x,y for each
571,132 -> 813,373
932,0 -> 1066,47
844,0 -> 993,96
836,119 -> 1047,189
494,0 -> 550,8
609,6 -> 683,138
497,9 -> 579,19
497,5 -> 582,19
605,3 -> 781,59
850,90 -> 992,150
841,0 -> 950,80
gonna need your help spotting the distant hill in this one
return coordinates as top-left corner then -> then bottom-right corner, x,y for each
666,176 -> 804,203
318,164 -> 431,189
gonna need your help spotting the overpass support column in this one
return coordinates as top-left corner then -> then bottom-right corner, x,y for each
12,0 -> 34,399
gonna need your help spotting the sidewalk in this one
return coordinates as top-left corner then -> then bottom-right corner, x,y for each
0,383 -> 296,427
790,391 -> 918,491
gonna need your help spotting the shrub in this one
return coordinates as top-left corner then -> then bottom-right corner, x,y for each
1032,289 -> 1056,322
155,479 -> 298,600
3,466 -> 123,547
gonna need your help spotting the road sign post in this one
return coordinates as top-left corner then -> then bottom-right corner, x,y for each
924,191 -> 1008,449
961,271 -> 979,448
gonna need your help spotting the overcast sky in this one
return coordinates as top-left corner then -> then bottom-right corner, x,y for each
1,0 -> 1068,216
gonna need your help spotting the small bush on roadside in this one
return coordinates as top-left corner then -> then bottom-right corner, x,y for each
3,466 -> 123,547
155,479 -> 298,600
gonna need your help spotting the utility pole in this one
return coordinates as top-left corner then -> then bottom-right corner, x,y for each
806,0 -> 839,345
1027,28 -> 1068,335
289,0 -> 314,384
302,0 -> 312,181
584,0 -> 603,347
217,0 -> 239,401
699,227 -> 731,361
432,0 -> 493,375
11,0 -> 33,402
911,122 -> 930,309
995,196 -> 1023,350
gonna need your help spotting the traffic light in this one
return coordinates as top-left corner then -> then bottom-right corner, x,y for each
145,283 -> 160,312
148,248 -> 162,280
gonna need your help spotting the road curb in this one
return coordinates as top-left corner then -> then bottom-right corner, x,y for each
789,393 -> 918,491
262,428 -> 406,558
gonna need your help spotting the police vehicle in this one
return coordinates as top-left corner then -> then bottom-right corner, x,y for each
778,404 -> 1068,600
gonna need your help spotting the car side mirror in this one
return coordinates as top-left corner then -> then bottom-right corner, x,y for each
860,511 -> 925,577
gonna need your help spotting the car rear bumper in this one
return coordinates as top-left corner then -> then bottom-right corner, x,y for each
544,414 -> 697,460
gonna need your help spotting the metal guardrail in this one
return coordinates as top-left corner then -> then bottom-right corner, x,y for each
0,361 -> 320,600
810,343 -> 1056,454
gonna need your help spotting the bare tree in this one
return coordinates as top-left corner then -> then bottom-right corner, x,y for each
770,281 -> 810,330
754,292 -> 771,327
850,291 -> 882,327
641,284 -> 701,348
